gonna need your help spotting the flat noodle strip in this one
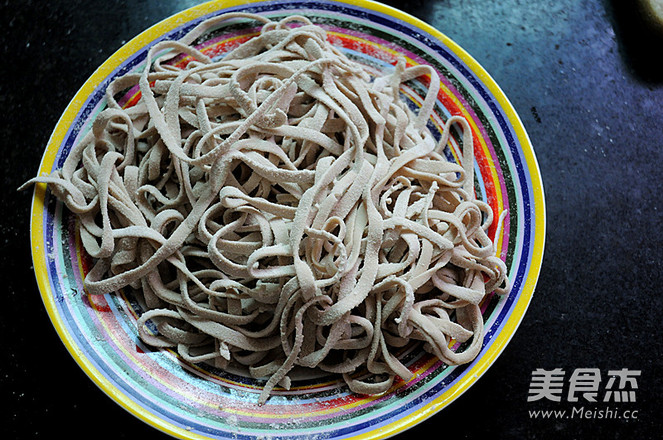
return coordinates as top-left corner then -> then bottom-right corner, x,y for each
22,14 -> 510,404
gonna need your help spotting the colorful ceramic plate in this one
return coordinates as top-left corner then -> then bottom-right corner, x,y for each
29,0 -> 545,439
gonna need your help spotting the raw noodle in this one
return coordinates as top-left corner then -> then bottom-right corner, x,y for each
23,14 -> 509,404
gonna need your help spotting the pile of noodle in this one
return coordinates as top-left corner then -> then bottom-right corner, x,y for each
23,13 -> 509,404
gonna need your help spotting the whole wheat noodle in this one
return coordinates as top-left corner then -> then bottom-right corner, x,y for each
23,14 -> 509,404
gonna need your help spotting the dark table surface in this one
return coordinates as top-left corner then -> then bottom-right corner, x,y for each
2,0 -> 662,439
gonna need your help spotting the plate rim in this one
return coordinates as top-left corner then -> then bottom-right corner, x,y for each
29,0 -> 546,439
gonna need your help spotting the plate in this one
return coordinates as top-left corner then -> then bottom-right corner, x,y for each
29,0 -> 545,439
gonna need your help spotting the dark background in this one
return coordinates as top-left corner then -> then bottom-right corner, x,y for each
2,0 -> 662,438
